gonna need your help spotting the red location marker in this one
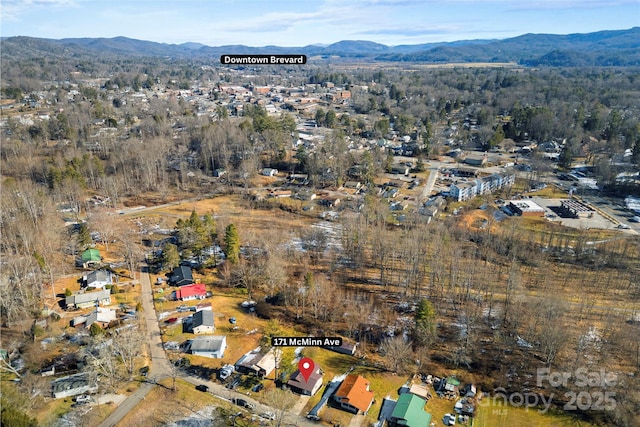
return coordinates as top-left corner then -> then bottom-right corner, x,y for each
298,357 -> 315,382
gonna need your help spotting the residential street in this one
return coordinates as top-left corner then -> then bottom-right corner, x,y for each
97,269 -> 170,427
97,270 -> 321,426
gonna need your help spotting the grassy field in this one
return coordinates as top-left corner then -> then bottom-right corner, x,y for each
33,192 -> 629,427
473,400 -> 598,427
117,378 -> 234,427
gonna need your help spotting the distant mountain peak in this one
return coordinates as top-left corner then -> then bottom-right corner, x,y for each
2,27 -> 639,67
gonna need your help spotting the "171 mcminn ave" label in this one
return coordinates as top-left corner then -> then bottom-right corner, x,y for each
271,336 -> 342,347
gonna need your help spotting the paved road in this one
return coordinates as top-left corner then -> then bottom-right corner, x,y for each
420,164 -> 439,201
138,270 -> 173,378
182,374 -> 319,427
97,382 -> 154,427
97,270 -> 171,427
97,270 -> 323,427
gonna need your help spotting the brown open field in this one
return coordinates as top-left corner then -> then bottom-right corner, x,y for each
28,191 -> 634,426
117,378 -> 233,427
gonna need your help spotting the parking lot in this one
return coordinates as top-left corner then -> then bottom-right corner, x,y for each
531,197 -> 620,230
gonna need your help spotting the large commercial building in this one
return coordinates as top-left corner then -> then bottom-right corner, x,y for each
449,172 -> 515,202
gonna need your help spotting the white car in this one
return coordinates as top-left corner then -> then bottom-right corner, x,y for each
219,364 -> 235,380
261,412 -> 276,420
75,394 -> 91,404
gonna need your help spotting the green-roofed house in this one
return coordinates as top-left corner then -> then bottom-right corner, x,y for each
389,393 -> 432,427
80,249 -> 102,268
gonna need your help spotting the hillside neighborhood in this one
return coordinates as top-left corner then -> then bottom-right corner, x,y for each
1,25 -> 640,427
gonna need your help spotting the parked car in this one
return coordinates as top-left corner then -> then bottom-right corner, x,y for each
232,398 -> 255,410
75,395 -> 91,404
443,413 -> 455,426
219,364 -> 235,380
226,375 -> 242,390
251,382 -> 264,392
261,412 -> 275,420
195,384 -> 209,392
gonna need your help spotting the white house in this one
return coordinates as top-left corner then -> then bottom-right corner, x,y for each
83,270 -> 113,289
189,336 -> 227,358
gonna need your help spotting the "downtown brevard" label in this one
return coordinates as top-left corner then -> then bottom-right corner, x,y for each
220,55 -> 307,65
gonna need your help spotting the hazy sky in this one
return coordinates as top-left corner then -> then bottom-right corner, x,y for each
1,0 -> 638,47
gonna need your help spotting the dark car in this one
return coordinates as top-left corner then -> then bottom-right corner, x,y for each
232,398 -> 255,410
195,384 -> 209,392
226,375 -> 241,389
251,383 -> 264,392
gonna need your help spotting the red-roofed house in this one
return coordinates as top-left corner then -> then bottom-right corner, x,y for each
333,374 -> 375,414
172,283 -> 206,301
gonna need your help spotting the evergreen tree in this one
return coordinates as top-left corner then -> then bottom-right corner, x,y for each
224,224 -> 240,264
77,223 -> 92,248
89,323 -> 103,336
162,243 -> 181,271
412,299 -> 437,347
488,125 -> 505,150
315,108 -> 325,126
175,210 -> 214,257
325,110 -> 337,128
558,142 -> 574,169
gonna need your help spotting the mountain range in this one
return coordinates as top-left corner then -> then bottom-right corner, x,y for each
2,27 -> 640,66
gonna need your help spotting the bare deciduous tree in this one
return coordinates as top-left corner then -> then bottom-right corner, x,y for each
112,322 -> 144,376
381,336 -> 414,374
263,388 -> 299,427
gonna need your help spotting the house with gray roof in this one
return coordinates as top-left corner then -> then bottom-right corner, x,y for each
191,309 -> 215,334
188,336 -> 227,358
51,372 -> 98,399
65,289 -> 111,310
83,270 -> 113,289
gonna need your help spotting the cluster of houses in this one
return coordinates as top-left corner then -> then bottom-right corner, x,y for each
66,250 -> 115,317
159,266 -> 227,359
167,266 -> 208,301
248,342 -> 468,426
374,376 -> 478,427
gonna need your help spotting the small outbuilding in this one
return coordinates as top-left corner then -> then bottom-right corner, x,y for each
79,249 -> 102,268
